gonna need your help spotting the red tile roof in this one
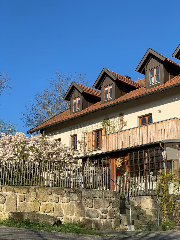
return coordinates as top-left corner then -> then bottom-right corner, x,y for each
28,75 -> 180,133
108,70 -> 141,88
135,78 -> 146,87
77,83 -> 101,97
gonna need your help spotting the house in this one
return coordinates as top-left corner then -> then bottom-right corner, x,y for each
28,46 -> 180,189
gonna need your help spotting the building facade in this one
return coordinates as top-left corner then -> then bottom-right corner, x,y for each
28,46 -> 180,187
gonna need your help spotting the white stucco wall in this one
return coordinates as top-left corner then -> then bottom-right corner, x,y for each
45,86 -> 180,156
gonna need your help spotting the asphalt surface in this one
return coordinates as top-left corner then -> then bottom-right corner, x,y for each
0,226 -> 180,240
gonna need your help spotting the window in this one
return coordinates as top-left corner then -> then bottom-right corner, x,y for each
71,135 -> 77,150
94,130 -> 102,150
105,85 -> 112,101
149,67 -> 160,85
127,147 -> 164,177
73,97 -> 80,112
139,114 -> 152,126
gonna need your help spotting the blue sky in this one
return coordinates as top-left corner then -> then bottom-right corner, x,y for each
0,0 -> 180,134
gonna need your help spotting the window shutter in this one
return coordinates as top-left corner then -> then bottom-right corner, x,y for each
99,130 -> 102,149
87,131 -> 93,150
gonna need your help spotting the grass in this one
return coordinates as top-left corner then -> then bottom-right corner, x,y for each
0,218 -> 101,236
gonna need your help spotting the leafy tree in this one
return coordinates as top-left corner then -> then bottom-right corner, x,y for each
0,119 -> 18,137
156,171 -> 180,222
22,72 -> 89,128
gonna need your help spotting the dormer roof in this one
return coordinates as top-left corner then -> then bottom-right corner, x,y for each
136,48 -> 180,74
172,44 -> 180,60
93,67 -> 141,90
64,81 -> 101,101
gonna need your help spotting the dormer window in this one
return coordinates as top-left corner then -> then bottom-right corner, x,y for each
149,67 -> 160,85
105,85 -> 112,101
73,97 -> 80,112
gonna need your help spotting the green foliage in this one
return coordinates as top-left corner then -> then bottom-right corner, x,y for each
101,118 -> 115,134
161,221 -> 175,231
0,119 -> 18,137
0,218 -> 100,235
156,171 -> 180,222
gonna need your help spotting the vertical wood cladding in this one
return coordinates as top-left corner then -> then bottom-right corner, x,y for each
101,76 -> 135,104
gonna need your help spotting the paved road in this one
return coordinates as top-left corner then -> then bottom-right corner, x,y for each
0,226 -> 180,240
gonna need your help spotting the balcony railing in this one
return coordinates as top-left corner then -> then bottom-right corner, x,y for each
102,118 -> 180,152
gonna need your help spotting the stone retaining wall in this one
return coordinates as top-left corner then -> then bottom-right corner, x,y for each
0,186 -> 120,230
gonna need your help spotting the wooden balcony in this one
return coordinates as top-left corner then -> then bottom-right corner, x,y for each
102,118 -> 180,152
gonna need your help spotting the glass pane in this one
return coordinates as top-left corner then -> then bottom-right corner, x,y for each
77,98 -> 80,110
150,70 -> 154,77
156,68 -> 159,75
109,87 -> 112,99
73,100 -> 76,112
148,115 -> 152,123
105,93 -> 108,100
150,77 -> 154,85
156,75 -> 160,83
141,118 -> 146,125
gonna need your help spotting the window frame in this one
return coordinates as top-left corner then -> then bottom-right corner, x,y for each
104,85 -> 113,101
73,97 -> 80,112
71,134 -> 77,150
149,67 -> 160,85
93,129 -> 102,150
139,113 -> 152,126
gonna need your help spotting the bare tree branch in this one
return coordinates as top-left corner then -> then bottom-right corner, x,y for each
0,71 -> 12,96
22,72 -> 90,128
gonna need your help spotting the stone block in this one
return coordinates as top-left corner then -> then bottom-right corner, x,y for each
2,186 -> 14,193
94,199 -> 109,209
38,188 -> 52,195
0,204 -> 3,212
103,191 -> 118,199
141,196 -> 155,210
100,214 -> 107,219
102,220 -> 112,230
101,209 -> 108,214
4,193 -> 17,213
107,209 -> 115,219
69,193 -> 77,201
113,219 -> 120,229
74,202 -> 85,217
81,218 -> 92,228
49,195 -> 59,203
10,212 -> 61,226
111,199 -> 120,208
62,203 -> 74,216
83,198 -> 93,208
18,201 -> 40,212
0,194 -> 6,204
26,193 -> 36,202
54,204 -> 63,217
51,188 -> 65,195
86,209 -> 99,219
38,195 -> 49,202
60,197 -> 70,203
92,220 -> 103,230
14,187 -> 28,194
18,194 -> 25,202
82,189 -> 103,199
40,203 -> 54,213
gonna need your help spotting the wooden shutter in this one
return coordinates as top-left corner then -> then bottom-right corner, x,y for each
99,130 -> 102,149
87,132 -> 93,150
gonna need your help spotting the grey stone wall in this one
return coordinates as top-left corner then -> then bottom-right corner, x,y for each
0,186 -> 120,230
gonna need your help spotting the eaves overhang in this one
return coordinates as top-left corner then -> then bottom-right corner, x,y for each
64,81 -> 83,101
136,48 -> 166,74
172,44 -> 180,60
78,141 -> 163,159
27,80 -> 180,134
93,67 -> 117,90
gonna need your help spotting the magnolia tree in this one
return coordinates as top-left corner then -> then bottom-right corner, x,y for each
0,132 -> 73,163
